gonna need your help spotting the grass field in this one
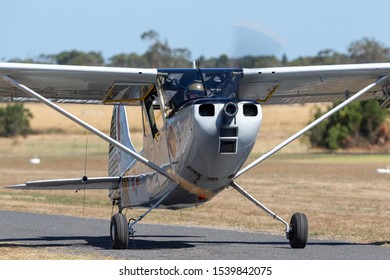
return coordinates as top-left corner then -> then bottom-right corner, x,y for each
0,103 -> 389,259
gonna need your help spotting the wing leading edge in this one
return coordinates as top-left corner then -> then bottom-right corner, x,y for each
240,63 -> 390,105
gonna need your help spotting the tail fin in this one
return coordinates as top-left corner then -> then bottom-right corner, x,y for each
108,105 -> 137,177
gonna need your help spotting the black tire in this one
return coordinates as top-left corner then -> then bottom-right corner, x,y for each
288,212 -> 308,249
110,213 -> 129,249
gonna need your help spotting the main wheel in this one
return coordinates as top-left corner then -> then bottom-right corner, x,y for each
288,212 -> 308,249
110,213 -> 129,249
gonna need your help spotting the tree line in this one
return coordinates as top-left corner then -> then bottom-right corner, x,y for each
9,30 -> 390,68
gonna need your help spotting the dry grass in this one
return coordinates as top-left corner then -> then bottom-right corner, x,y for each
0,103 -> 389,259
0,244 -> 115,260
24,103 -> 143,134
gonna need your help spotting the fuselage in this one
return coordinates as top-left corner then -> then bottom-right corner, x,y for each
112,69 -> 263,209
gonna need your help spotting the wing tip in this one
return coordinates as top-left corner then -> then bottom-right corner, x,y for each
6,184 -> 28,189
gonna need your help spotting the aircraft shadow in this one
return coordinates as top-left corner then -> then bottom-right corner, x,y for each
0,236 -> 112,250
369,241 -> 390,246
0,235 -> 379,251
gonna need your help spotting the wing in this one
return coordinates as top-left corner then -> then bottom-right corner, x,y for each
7,176 -> 120,190
0,62 -> 157,104
240,63 -> 390,105
3,62 -> 390,105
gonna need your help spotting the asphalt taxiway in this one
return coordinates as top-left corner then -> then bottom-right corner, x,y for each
0,210 -> 389,259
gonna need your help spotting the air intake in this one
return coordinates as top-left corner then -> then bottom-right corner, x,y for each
243,104 -> 258,116
199,104 -> 215,116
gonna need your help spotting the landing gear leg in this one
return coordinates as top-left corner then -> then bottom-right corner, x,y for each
128,186 -> 176,240
127,186 -> 177,236
231,181 -> 308,249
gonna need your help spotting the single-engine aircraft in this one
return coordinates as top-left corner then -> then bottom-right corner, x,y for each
1,61 -> 390,249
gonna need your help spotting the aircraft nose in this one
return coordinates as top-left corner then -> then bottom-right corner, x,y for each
190,100 -> 262,178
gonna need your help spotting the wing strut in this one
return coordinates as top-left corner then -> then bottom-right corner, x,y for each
1,75 -> 180,185
234,75 -> 389,179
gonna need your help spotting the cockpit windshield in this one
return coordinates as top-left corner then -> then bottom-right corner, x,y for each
158,68 -> 242,116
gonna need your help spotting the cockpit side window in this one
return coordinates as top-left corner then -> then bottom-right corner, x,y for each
142,90 -> 161,139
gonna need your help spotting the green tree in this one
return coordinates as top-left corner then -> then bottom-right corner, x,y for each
44,50 -> 104,66
235,55 -> 281,67
109,53 -> 147,67
0,104 -> 33,137
171,48 -> 192,68
348,37 -> 390,63
308,100 -> 388,150
141,30 -> 173,67
141,30 -> 192,67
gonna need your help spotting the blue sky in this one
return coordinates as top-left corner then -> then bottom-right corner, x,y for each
2,0 -> 390,62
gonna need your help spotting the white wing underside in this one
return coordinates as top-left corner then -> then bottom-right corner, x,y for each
1,62 -> 390,105
241,63 -> 390,104
0,63 -> 157,104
